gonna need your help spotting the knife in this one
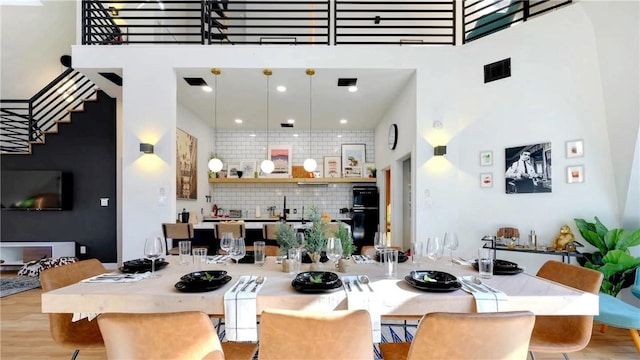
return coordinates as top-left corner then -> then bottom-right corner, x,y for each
241,279 -> 255,291
345,281 -> 352,292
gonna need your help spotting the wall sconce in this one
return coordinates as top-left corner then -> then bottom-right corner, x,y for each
434,145 -> 447,156
108,6 -> 119,16
140,143 -> 154,154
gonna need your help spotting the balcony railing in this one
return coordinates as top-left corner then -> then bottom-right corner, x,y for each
80,0 -> 571,46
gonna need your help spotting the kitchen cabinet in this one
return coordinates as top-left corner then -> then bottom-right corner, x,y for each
209,178 -> 376,184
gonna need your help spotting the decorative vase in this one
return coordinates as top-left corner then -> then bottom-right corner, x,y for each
338,258 -> 350,273
309,253 -> 323,271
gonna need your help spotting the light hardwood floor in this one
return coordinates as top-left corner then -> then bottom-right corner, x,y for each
1,276 -> 638,359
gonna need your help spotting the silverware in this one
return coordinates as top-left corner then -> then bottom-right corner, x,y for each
241,279 -> 255,291
359,275 -> 374,292
461,278 -> 487,293
473,276 -> 500,293
251,276 -> 265,292
231,279 -> 245,292
353,279 -> 363,292
345,281 -> 352,292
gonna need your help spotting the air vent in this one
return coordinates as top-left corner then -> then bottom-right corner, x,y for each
484,58 -> 511,83
337,78 -> 357,87
280,123 -> 294,128
183,77 -> 207,86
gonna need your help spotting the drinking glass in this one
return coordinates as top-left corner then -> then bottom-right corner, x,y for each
295,232 -> 305,248
219,232 -> 233,266
144,236 -> 165,278
229,237 -> 246,265
373,232 -> 386,258
426,236 -> 442,263
325,237 -> 343,268
443,232 -> 459,264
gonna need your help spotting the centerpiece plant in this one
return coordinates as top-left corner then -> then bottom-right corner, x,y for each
574,217 -> 640,297
275,223 -> 297,256
336,221 -> 356,259
304,205 -> 328,266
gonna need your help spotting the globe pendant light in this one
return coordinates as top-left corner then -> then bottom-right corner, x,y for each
208,68 -> 224,172
303,68 -> 317,172
260,69 -> 275,174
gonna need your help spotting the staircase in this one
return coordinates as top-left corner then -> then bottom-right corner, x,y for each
0,68 -> 99,154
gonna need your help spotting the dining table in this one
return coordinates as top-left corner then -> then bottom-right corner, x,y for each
41,256 -> 599,318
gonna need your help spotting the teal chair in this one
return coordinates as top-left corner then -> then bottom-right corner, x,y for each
631,267 -> 640,299
465,0 -> 522,41
594,292 -> 640,353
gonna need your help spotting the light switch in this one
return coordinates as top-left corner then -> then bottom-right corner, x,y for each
100,198 -> 109,207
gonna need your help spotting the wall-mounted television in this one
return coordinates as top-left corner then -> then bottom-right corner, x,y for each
1,170 -> 72,210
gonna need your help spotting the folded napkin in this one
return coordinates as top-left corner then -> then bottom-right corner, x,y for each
207,255 -> 230,264
352,255 -> 375,264
459,276 -> 509,312
342,275 -> 381,342
223,275 -> 266,341
81,273 -> 148,283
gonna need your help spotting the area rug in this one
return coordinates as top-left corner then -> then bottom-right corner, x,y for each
0,277 -> 41,298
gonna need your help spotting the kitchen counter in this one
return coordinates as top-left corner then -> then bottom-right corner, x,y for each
195,218 -> 352,230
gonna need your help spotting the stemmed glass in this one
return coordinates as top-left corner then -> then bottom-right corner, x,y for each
373,232 -> 386,259
219,232 -> 233,266
443,232 -> 459,265
325,237 -> 343,268
144,236 -> 165,278
426,236 -> 442,264
229,237 -> 246,265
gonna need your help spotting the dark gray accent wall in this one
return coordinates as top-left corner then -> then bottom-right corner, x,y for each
1,91 -> 117,262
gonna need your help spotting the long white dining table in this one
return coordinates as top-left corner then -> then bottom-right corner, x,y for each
41,256 -> 598,317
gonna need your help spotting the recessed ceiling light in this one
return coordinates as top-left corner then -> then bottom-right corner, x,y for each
202,85 -> 212,92
287,119 -> 295,124
293,134 -> 299,137
348,86 -> 358,92
339,119 -> 348,124
337,134 -> 343,138
234,119 -> 243,124
277,85 -> 287,92
249,134 -> 256,137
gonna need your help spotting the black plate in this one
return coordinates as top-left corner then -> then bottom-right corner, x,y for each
291,279 -> 343,293
180,270 -> 228,286
292,271 -> 340,289
120,258 -> 169,273
471,259 -> 524,275
175,275 -> 232,293
404,274 -> 461,292
374,251 -> 409,263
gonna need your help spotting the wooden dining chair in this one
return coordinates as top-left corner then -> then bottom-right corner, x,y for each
162,222 -> 195,255
379,311 -> 535,360
97,312 -> 257,360
216,222 -> 245,239
258,309 -> 373,360
528,260 -> 603,360
322,223 -> 340,238
40,259 -> 107,360
262,223 -> 277,241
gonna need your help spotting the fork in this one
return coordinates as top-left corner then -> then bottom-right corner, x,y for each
352,279 -> 363,292
231,278 -> 245,292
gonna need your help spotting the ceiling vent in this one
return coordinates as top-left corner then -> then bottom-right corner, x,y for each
280,123 -> 294,128
337,78 -> 357,87
184,77 -> 208,86
484,58 -> 511,83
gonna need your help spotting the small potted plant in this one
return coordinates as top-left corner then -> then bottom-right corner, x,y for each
275,223 -> 297,256
335,221 -> 355,272
304,205 -> 329,270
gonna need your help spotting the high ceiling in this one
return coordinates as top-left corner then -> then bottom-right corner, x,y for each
176,68 -> 415,131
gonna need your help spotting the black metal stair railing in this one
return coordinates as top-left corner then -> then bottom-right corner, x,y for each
0,68 -> 98,154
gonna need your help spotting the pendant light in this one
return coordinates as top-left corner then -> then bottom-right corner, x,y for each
260,69 -> 275,174
208,68 -> 224,172
303,68 -> 317,172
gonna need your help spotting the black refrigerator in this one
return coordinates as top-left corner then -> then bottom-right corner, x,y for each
352,186 -> 379,253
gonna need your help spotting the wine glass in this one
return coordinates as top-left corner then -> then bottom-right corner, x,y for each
229,237 -> 246,265
443,232 -> 459,265
426,236 -> 442,263
219,232 -> 232,266
144,236 -> 165,278
325,237 -> 343,268
373,232 -> 386,259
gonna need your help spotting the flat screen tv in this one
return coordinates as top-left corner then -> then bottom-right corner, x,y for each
1,170 -> 72,210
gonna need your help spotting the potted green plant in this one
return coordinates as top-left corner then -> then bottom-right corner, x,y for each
275,223 -> 297,256
335,221 -> 355,272
574,217 -> 640,297
304,205 -> 329,270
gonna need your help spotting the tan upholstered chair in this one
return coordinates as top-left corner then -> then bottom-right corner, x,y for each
216,222 -> 246,239
162,222 -> 195,255
528,261 -> 603,360
262,223 -> 277,241
40,259 -> 107,359
379,311 -> 535,360
246,245 -> 280,256
360,245 -> 402,257
97,312 -> 257,360
258,309 -> 373,360
322,223 -> 339,238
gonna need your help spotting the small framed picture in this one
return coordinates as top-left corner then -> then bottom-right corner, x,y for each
226,163 -> 242,178
566,165 -> 585,184
341,143 -> 366,178
480,173 -> 493,188
323,156 -> 341,178
480,151 -> 493,166
364,163 -> 376,178
566,139 -> 584,158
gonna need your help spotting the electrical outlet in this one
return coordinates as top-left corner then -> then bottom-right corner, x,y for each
293,209 -> 297,214
80,246 -> 87,254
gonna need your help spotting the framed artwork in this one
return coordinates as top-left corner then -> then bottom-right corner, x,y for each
566,139 -> 584,158
267,144 -> 292,178
480,173 -> 493,188
240,160 -> 257,178
364,163 -> 376,178
314,165 -> 323,178
480,150 -> 493,166
566,165 -> 585,184
323,156 -> 341,178
176,128 -> 197,200
504,142 -> 552,194
341,143 -> 366,178
226,163 -> 242,178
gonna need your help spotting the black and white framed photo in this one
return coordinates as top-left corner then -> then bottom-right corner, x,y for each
504,142 -> 552,194
566,139 -> 584,158
226,163 -> 242,179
